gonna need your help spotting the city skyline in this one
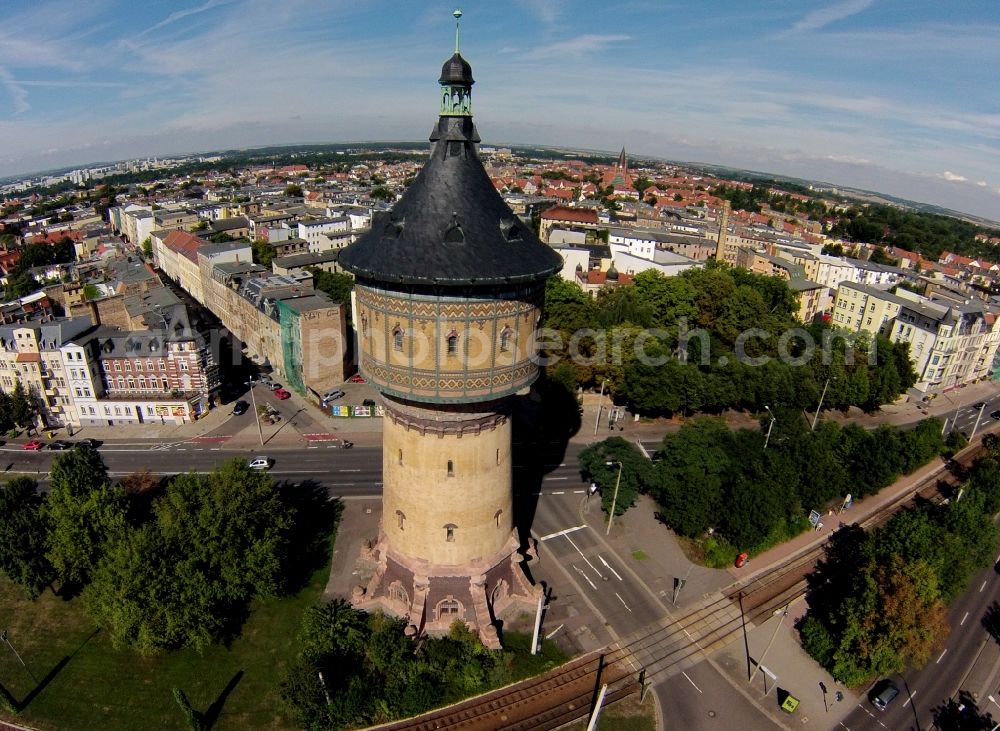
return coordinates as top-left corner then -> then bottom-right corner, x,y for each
1,0 -> 999,220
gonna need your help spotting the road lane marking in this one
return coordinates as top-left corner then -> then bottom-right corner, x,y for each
995,552 -> 1000,564
982,580 -> 989,592
681,672 -> 702,693
544,476 -> 568,481
961,611 -> 970,626
566,535 -> 606,579
937,648 -> 948,663
545,624 -> 564,639
615,592 -> 632,612
599,555 -> 623,581
573,489 -> 585,493
574,566 -> 597,590
552,491 -> 564,495
539,525 -> 585,541
339,469 -> 361,472
902,689 -> 917,707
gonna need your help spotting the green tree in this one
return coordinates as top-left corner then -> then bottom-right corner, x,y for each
0,477 -> 55,598
84,459 -> 295,652
284,183 -> 303,197
652,418 -> 731,537
8,380 -> 37,430
141,237 -> 153,259
308,267 -> 354,307
578,437 -> 653,517
45,448 -> 124,589
252,239 -> 277,267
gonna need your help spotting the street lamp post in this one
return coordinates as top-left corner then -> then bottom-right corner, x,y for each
763,406 -> 776,450
972,401 -> 987,439
247,378 -> 264,447
605,460 -> 623,536
593,379 -> 608,436
811,377 -> 832,431
1,629 -> 36,682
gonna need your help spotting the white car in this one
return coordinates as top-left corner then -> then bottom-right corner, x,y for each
248,457 -> 271,470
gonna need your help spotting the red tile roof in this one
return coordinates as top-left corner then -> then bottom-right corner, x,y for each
162,229 -> 203,264
541,206 -> 599,224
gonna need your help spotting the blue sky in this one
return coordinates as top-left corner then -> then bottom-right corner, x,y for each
1,0 -> 999,221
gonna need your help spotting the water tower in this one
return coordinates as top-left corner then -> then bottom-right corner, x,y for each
339,14 -> 562,648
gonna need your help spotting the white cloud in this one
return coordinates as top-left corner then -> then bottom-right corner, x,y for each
978,180 -> 988,187
942,171 -> 967,182
0,67 -> 29,114
522,34 -> 632,60
790,0 -> 875,34
138,0 -> 240,37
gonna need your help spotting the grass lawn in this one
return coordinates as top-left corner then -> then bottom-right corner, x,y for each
563,690 -> 657,731
0,562 -> 329,731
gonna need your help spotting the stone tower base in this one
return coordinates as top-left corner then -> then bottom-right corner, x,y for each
353,526 -> 541,650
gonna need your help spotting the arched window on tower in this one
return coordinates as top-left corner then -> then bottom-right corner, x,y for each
392,325 -> 404,352
445,329 -> 458,357
499,326 -> 512,353
436,597 -> 462,620
396,509 -> 406,530
444,523 -> 457,542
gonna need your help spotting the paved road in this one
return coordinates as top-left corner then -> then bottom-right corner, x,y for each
0,440 -> 596,499
657,658 -> 783,731
841,554 -> 1000,730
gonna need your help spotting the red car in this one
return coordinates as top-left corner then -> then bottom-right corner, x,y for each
348,374 -> 366,383
23,439 -> 44,450
274,388 -> 291,400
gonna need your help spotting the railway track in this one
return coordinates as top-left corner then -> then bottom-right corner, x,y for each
368,443 -> 989,730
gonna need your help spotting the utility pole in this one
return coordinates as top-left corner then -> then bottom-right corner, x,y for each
605,460 -> 623,535
972,401 -> 987,439
530,592 -> 544,655
763,406 -> 776,449
1,629 -> 36,682
247,378 -> 264,447
812,377 -> 832,431
749,604 -> 788,688
586,684 -> 609,731
593,379 -> 608,436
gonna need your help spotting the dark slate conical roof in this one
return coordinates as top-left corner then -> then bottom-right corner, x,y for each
439,52 -> 474,85
339,59 -> 562,287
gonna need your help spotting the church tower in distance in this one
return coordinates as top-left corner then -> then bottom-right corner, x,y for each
338,13 -> 563,648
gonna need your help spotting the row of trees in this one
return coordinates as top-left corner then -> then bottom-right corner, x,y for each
280,600 -> 563,730
800,437 -> 1000,686
580,414 -> 951,559
830,202 -> 999,260
0,381 -> 40,434
0,452 -> 332,653
543,265 -> 917,417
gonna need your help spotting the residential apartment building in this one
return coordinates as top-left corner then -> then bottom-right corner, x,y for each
890,300 -> 1000,393
0,317 -> 94,428
830,282 -> 909,336
93,325 -> 219,424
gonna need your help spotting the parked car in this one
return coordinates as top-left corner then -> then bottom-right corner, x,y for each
991,409 -> 1000,421
258,373 -> 273,385
23,440 -> 44,450
266,382 -> 283,391
868,679 -> 899,711
362,399 -> 378,407
348,374 -> 366,383
974,401 -> 987,409
734,552 -> 749,568
47,440 -> 72,450
274,388 -> 291,400
248,457 -> 271,470
331,439 -> 353,449
231,400 -> 250,416
74,438 -> 102,449
321,389 -> 345,404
